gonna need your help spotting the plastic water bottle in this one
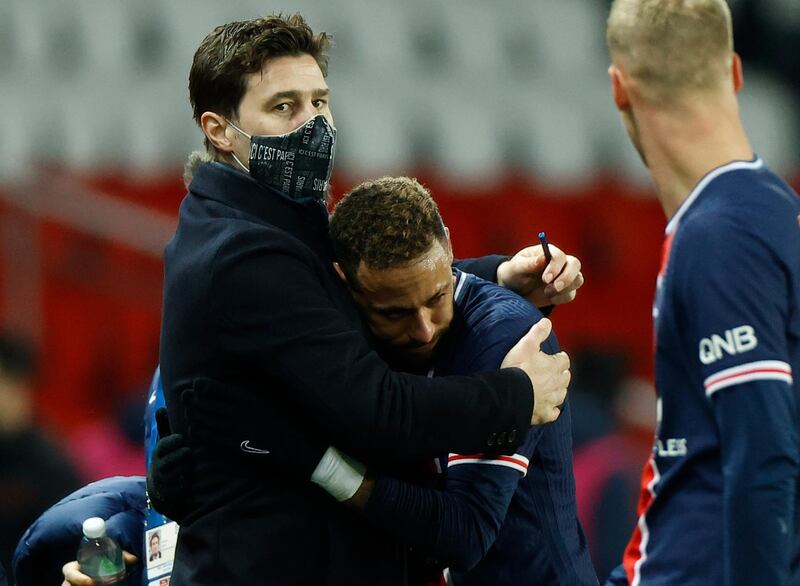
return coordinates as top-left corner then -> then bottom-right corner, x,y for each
76,517 -> 127,584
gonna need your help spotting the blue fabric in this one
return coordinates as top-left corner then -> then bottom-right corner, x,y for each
12,476 -> 146,586
144,367 -> 165,472
605,564 -> 629,586
365,271 -> 597,584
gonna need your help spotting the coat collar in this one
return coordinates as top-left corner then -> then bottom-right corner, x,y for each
189,161 -> 333,258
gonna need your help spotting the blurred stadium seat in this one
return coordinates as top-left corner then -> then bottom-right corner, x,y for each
0,0 -> 794,181
738,69 -> 799,175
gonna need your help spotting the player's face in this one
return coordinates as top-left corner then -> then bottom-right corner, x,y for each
353,240 -> 455,370
230,54 -> 333,160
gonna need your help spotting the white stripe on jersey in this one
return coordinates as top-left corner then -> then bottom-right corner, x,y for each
666,158 -> 764,235
453,270 -> 469,302
704,360 -> 793,396
444,568 -> 454,585
447,453 -> 530,476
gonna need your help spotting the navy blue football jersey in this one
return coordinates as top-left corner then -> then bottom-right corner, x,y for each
621,159 -> 800,585
433,269 -> 597,585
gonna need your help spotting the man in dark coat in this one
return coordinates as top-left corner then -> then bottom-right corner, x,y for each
160,14 -> 579,585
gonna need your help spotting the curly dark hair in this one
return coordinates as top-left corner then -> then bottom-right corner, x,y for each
189,13 -> 332,149
330,177 -> 449,286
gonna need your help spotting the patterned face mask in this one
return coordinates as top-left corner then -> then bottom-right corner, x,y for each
228,115 -> 336,202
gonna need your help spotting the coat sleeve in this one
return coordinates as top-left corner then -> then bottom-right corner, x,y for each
209,230 -> 533,459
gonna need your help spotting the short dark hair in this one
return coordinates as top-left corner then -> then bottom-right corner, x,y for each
330,177 -> 449,286
189,14 -> 332,149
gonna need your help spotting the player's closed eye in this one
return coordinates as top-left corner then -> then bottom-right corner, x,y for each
427,293 -> 446,307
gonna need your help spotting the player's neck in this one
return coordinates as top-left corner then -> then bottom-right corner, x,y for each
637,93 -> 753,219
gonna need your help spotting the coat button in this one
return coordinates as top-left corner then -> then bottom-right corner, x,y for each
487,433 -> 496,447
497,432 -> 506,446
508,429 -> 517,444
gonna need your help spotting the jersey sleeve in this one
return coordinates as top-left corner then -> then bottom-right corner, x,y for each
361,300 -> 556,571
676,212 -> 798,586
675,213 -> 793,395
447,297 -> 558,467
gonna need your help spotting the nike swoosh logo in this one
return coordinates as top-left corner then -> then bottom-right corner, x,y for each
240,440 -> 270,455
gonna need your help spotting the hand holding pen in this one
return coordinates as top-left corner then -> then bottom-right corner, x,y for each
496,232 -> 584,308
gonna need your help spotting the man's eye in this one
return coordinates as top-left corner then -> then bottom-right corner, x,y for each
379,310 -> 406,320
429,294 -> 446,306
274,103 -> 290,113
312,99 -> 327,109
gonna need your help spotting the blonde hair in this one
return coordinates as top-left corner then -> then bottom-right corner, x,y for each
607,0 -> 734,98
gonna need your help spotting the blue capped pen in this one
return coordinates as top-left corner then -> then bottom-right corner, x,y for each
538,231 -> 553,265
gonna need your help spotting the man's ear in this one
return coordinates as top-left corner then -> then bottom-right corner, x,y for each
201,112 -> 235,153
732,52 -> 744,94
444,226 -> 453,257
609,64 -> 631,111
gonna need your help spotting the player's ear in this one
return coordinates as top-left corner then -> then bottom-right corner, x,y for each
444,227 -> 453,257
201,111 -> 235,153
732,53 -> 744,94
609,64 -> 630,111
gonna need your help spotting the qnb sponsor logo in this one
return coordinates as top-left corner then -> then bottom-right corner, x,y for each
656,437 -> 687,458
698,325 -> 757,365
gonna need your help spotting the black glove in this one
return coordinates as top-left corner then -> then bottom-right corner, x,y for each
183,377 -> 329,480
146,407 -> 193,523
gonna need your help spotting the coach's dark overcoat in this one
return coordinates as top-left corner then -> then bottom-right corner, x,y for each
160,161 -> 533,585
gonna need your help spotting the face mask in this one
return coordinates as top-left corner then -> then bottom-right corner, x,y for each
228,115 -> 336,202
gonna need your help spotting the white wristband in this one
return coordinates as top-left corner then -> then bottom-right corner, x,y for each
310,446 -> 366,502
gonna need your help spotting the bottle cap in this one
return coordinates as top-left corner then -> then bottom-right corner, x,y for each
82,517 -> 106,539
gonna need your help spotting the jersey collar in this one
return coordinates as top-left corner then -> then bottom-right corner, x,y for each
665,157 -> 763,235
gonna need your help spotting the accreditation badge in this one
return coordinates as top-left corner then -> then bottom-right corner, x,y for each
144,497 -> 179,586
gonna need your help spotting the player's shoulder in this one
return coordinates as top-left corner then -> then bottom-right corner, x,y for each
678,165 -> 799,252
454,270 -> 543,331
689,163 -> 800,231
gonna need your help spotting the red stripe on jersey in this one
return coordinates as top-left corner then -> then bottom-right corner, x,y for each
447,453 -> 529,470
624,455 -> 657,585
705,366 -> 792,388
658,234 -> 675,279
